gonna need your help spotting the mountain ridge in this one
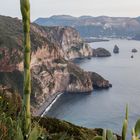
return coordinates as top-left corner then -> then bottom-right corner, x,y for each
34,15 -> 140,38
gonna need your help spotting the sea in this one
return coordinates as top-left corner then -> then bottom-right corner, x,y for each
46,39 -> 140,138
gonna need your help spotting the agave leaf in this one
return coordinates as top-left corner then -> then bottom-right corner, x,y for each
132,136 -> 137,140
6,117 -> 13,127
102,129 -> 106,140
113,135 -> 117,140
6,117 -> 14,138
132,128 -> 136,137
106,130 -> 113,140
14,125 -> 24,140
122,119 -> 128,140
125,104 -> 129,121
135,119 -> 140,137
93,136 -> 103,140
28,125 -> 42,140
0,113 -> 6,122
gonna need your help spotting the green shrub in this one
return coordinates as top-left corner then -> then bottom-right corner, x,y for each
0,113 -> 45,140
0,90 -> 22,119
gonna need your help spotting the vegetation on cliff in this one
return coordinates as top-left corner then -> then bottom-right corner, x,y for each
0,89 -> 105,140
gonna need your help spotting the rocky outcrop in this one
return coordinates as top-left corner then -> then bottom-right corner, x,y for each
132,48 -> 138,53
113,45 -> 119,53
88,72 -> 112,89
66,63 -> 93,93
0,15 -> 111,115
93,48 -> 111,57
43,26 -> 93,59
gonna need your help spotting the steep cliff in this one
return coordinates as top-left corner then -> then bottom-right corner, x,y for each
0,15 -> 111,115
42,26 -> 93,59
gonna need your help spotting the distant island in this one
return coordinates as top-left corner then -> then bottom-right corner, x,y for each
34,15 -> 140,40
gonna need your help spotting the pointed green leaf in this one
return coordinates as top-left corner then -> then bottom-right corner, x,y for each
93,136 -> 103,140
14,126 -> 24,140
6,117 -> 13,127
135,119 -> 140,136
28,125 -> 42,140
122,119 -> 128,140
125,104 -> 129,121
106,130 -> 113,140
102,129 -> 106,140
113,135 -> 117,140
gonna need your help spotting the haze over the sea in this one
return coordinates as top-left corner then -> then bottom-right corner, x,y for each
0,0 -> 139,21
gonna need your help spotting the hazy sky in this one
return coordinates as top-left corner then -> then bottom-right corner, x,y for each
0,0 -> 139,21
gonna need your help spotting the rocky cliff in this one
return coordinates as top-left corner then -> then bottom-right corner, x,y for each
0,15 -> 111,115
42,26 -> 93,59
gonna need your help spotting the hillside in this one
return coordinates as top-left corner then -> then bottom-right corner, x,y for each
34,15 -> 140,38
0,15 -> 111,116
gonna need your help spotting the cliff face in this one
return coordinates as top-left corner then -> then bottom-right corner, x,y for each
0,15 -> 111,115
42,26 -> 93,59
66,63 -> 93,93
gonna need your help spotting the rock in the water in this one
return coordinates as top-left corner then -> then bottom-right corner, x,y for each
132,48 -> 138,53
88,72 -> 112,89
93,48 -> 111,57
113,45 -> 119,53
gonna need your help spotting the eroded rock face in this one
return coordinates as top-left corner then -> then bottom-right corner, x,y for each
66,63 -> 93,93
88,72 -> 112,89
0,15 -> 111,115
43,26 -> 93,59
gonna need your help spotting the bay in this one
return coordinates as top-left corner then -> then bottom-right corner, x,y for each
47,39 -> 140,137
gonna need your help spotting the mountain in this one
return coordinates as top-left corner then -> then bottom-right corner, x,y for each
0,15 -> 111,115
34,15 -> 140,38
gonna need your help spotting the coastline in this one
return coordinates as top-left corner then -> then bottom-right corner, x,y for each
34,92 -> 63,117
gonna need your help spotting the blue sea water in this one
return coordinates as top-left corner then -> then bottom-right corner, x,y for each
47,39 -> 140,137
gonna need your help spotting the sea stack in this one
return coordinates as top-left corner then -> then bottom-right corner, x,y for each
132,48 -> 138,53
113,45 -> 119,53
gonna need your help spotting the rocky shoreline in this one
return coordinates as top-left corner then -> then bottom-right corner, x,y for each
33,69 -> 112,117
0,15 -> 112,116
34,92 -> 63,116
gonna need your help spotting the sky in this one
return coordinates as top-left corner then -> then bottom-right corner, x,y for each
0,0 -> 139,21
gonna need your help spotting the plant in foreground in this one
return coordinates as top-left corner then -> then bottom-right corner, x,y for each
20,0 -> 31,138
93,104 -> 140,140
0,113 -> 46,140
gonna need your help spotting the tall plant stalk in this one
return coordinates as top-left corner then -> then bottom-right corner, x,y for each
20,0 -> 31,138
